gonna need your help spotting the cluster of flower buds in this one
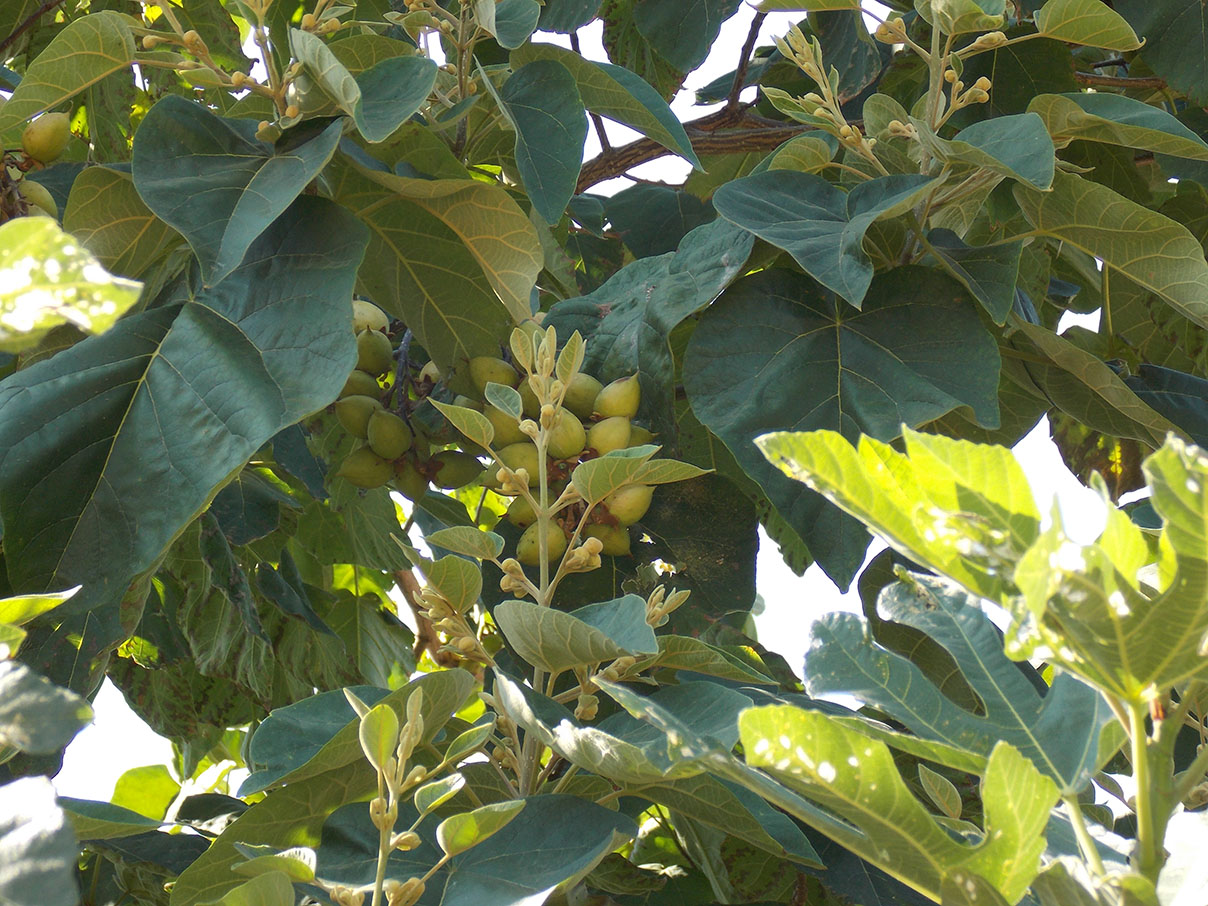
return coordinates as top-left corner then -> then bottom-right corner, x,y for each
383,877 -> 427,906
646,585 -> 691,629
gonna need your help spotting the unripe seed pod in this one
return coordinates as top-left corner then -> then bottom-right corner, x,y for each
430,450 -> 485,489
485,404 -> 526,446
497,443 -> 541,486
393,459 -> 429,500
392,831 -> 421,851
593,375 -> 640,418
603,484 -> 654,526
301,12 -> 318,28
17,180 -> 57,219
418,360 -> 441,384
468,356 -> 518,397
21,112 -> 71,164
562,373 -> 603,419
357,329 -> 395,376
517,519 -> 568,565
350,299 -> 386,335
337,447 -> 394,488
628,424 -> 655,447
587,416 -> 631,456
335,394 -> 384,438
585,523 -> 631,557
506,495 -> 537,528
456,636 -> 477,654
518,379 -> 540,417
340,370 -> 380,399
546,409 -> 587,460
367,409 -> 413,459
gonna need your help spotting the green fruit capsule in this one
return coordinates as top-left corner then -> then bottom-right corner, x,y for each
547,409 -> 587,460
21,112 -> 71,164
518,379 -> 541,418
335,394 -> 384,438
517,519 -> 568,566
340,370 -> 380,399
586,524 -> 631,557
603,484 -> 653,526
498,442 -> 541,486
452,394 -> 483,412
506,495 -> 537,527
593,375 -> 640,419
431,450 -> 485,489
587,416 -> 631,456
393,458 -> 429,501
468,356 -> 519,397
367,409 -> 413,459
562,373 -> 603,419
353,299 -> 389,333
628,424 -> 656,447
357,329 -> 395,376
17,180 -> 57,219
337,447 -> 394,489
485,404 -> 526,447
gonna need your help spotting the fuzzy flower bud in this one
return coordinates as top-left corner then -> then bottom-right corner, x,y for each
392,830 -> 422,851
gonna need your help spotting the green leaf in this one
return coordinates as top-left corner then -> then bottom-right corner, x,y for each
916,0 -> 1006,33
442,795 -> 635,906
437,799 -> 526,857
539,0 -> 603,31
0,590 -> 76,627
755,427 -> 1039,603
352,55 -> 438,143
111,764 -> 180,821
0,778 -> 79,906
913,113 -> 1055,190
332,160 -> 541,370
0,198 -> 366,645
570,446 -> 658,503
738,709 -> 1054,903
1114,1 -> 1208,103
61,166 -> 182,279
684,267 -> 999,584
511,43 -> 700,169
0,661 -> 91,754
498,60 -> 587,225
713,171 -> 937,306
1034,0 -> 1143,49
57,798 -> 162,841
291,28 -> 360,117
0,217 -> 141,353
631,0 -> 742,73
0,11 -> 134,131
494,595 -> 658,673
415,774 -> 467,817
1030,93 -> 1208,161
917,764 -> 962,820
358,704 -> 399,775
321,593 -> 416,689
430,399 -> 495,449
232,849 -> 315,882
925,229 -> 1023,324
753,0 -> 860,8
405,549 -> 483,615
1016,172 -> 1208,330
425,526 -> 505,561
768,134 -> 837,173
649,635 -> 775,684
806,572 -> 1116,794
132,95 -> 344,286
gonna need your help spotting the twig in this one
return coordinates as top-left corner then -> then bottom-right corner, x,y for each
394,569 -> 458,667
0,0 -> 67,55
571,33 -> 612,153
1074,72 -> 1166,89
727,12 -> 766,110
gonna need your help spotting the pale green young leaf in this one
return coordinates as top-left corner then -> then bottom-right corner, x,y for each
0,218 -> 141,354
442,720 -> 495,763
1034,0 -> 1143,51
768,134 -> 837,173
358,704 -> 399,775
290,29 -> 361,117
649,635 -> 776,685
753,0 -> 860,9
430,400 -> 495,449
918,764 -> 962,820
57,798 -> 161,841
231,848 -> 316,883
571,446 -> 659,502
556,330 -> 585,387
738,708 -> 1055,903
1028,93 -> 1208,160
484,382 -> 524,420
759,87 -> 834,127
916,0 -> 1006,34
437,800 -> 526,857
1016,173 -> 1208,330
197,869 -> 295,906
630,458 -> 711,486
404,549 -> 483,615
494,596 -> 657,674
0,589 -> 77,627
425,527 -> 505,561
0,11 -> 135,130
415,773 -> 466,816
111,764 -> 179,821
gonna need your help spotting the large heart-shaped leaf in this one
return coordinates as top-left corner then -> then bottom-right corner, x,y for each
632,0 -> 743,72
1034,0 -> 1143,50
913,113 -> 1055,190
806,572 -> 1116,793
494,595 -> 658,673
132,96 -> 344,286
0,197 -> 366,652
683,266 -> 999,585
713,171 -> 936,307
1029,93 -> 1208,161
352,55 -> 438,143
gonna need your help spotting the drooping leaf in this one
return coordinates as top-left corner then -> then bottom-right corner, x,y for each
0,198 -> 366,663
712,171 -> 937,306
494,595 -> 658,673
1029,93 -> 1208,161
0,217 -> 140,354
925,229 -> 1023,324
132,95 -> 344,286
913,113 -> 1055,190
498,60 -> 587,225
0,589 -> 76,627
0,778 -> 79,906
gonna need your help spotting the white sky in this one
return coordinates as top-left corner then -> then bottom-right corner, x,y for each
53,1 -> 1108,802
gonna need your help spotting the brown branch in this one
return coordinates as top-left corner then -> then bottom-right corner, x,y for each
728,12 -> 766,110
571,32 -> 613,154
0,0 -> 67,56
576,107 -> 811,191
1074,71 -> 1167,89
395,568 -> 459,667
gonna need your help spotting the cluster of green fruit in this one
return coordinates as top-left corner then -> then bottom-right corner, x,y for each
330,300 -> 484,495
2,111 -> 71,222
467,353 -> 654,566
